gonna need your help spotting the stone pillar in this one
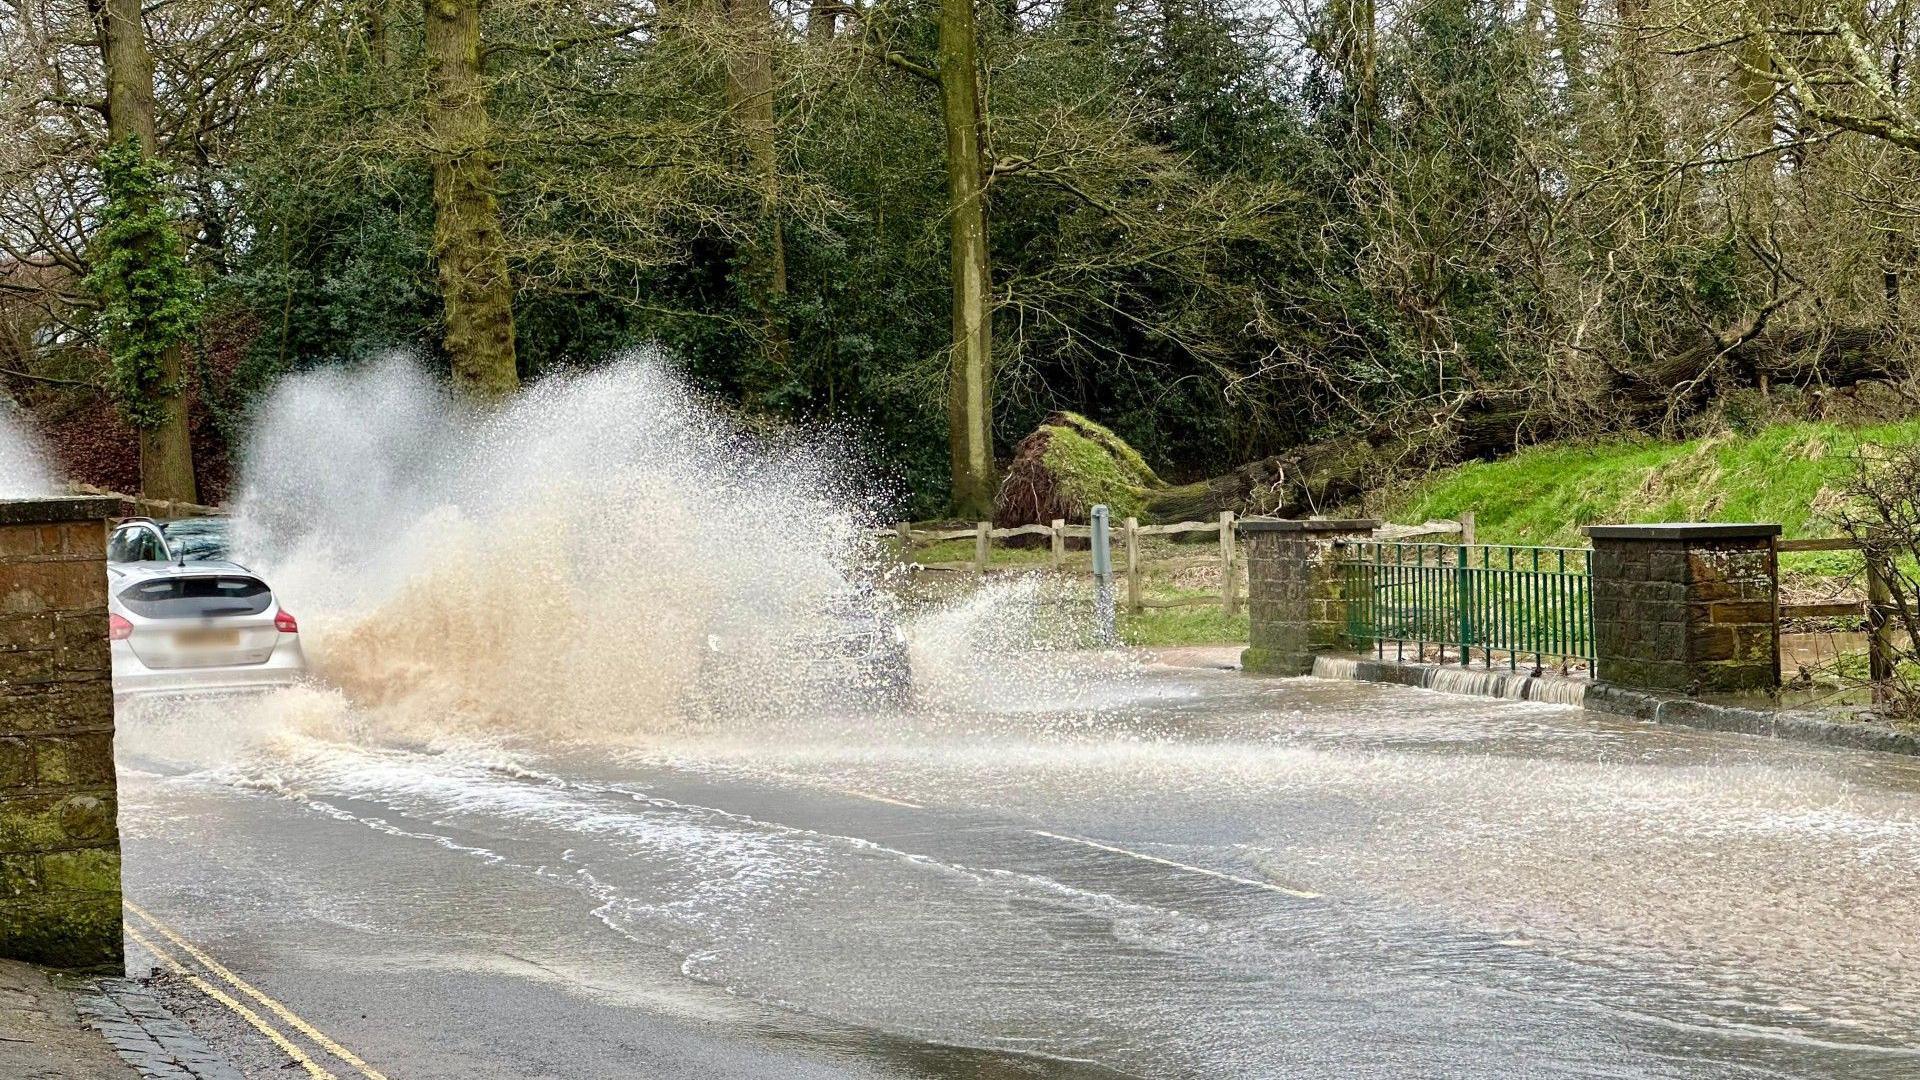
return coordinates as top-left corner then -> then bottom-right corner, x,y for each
1583,523 -> 1780,696
1241,518 -> 1378,676
0,496 -> 122,970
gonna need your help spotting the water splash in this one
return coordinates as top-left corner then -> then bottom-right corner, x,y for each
0,399 -> 55,497
227,353 -> 889,735
908,575 -> 1142,719
219,353 -> 1127,741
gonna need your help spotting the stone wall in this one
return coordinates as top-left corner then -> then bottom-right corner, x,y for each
1242,519 -> 1377,676
1584,523 -> 1780,696
0,496 -> 122,970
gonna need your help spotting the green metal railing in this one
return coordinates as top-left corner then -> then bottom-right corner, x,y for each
1343,541 -> 1595,672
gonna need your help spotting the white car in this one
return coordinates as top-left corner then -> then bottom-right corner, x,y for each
107,558 -> 307,703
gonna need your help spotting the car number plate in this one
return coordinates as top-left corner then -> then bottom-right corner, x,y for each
175,628 -> 240,648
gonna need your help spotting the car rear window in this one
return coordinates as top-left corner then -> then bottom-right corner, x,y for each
161,519 -> 232,562
119,576 -> 271,619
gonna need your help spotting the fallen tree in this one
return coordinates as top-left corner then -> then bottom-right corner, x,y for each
992,396 -> 1559,526
1609,322 -> 1903,423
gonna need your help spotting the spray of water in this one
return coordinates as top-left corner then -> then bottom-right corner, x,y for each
225,353 -> 902,736
0,398 -> 55,497
209,351 -> 1137,749
908,575 -> 1144,720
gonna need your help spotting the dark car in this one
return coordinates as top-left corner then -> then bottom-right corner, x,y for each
108,516 -> 234,565
703,586 -> 912,707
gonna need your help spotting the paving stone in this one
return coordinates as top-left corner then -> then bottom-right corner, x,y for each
73,978 -> 247,1080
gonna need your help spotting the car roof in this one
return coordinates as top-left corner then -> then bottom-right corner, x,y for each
112,516 -> 230,530
108,558 -> 259,582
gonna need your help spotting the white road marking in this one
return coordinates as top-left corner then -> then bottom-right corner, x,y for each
1028,830 -> 1322,899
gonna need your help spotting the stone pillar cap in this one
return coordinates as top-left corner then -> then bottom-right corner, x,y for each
0,496 -> 121,525
1581,522 -> 1781,541
1238,517 -> 1380,533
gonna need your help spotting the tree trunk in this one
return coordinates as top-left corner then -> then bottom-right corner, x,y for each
1614,0 -> 1658,165
1326,0 -> 1376,137
938,0 -> 995,519
806,0 -> 843,42
424,0 -> 519,400
1551,0 -> 1583,91
724,0 -> 789,385
365,0 -> 394,68
93,0 -> 196,503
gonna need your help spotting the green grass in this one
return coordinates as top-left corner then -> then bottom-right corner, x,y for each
912,420 -> 1920,647
910,537 -> 1060,567
1119,596 -> 1250,647
900,553 -> 1248,646
1378,419 -> 1920,574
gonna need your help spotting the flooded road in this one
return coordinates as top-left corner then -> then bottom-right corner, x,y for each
115,666 -> 1920,1079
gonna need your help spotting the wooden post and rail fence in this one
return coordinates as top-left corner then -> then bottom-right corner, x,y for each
879,514 -> 1470,617
1774,535 -> 1898,693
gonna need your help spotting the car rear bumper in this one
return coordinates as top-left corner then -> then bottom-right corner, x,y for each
112,639 -> 308,704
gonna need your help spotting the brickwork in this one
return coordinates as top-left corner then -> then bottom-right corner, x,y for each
1584,523 -> 1780,696
1242,519 -> 1377,676
0,497 -> 122,970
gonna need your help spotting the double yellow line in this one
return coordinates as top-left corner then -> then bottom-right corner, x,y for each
121,901 -> 390,1080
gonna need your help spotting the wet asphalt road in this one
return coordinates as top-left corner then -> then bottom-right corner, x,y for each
115,663 -> 1920,1079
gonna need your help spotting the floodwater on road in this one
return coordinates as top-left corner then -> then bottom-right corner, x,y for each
115,665 -> 1920,1080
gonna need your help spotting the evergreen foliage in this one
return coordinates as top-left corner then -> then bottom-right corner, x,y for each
83,138 -> 201,430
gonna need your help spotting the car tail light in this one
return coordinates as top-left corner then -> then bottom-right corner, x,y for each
274,609 -> 299,634
108,613 -> 133,641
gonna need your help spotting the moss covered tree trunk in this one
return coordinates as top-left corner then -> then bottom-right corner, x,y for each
938,0 -> 996,519
425,0 -> 519,401
724,0 -> 790,387
806,0 -> 842,41
93,0 -> 195,503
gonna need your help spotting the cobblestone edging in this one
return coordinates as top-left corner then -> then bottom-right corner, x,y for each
1306,655 -> 1920,758
1582,684 -> 1920,756
73,977 -> 247,1080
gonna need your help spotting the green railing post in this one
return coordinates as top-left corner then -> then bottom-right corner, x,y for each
1456,544 -> 1471,667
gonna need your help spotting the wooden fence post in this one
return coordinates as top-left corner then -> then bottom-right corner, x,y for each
1460,510 -> 1476,547
1050,518 -> 1066,571
1869,550 -> 1894,699
1219,510 -> 1238,615
974,521 -> 991,575
1124,516 -> 1141,613
896,521 -> 912,563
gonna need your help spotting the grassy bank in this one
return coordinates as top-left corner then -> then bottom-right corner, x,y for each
1378,420 -> 1920,551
